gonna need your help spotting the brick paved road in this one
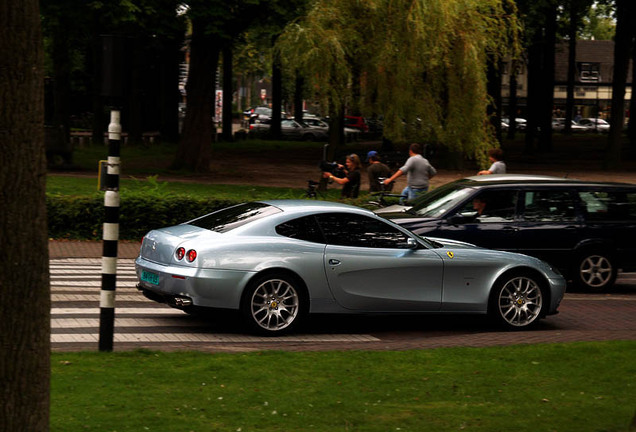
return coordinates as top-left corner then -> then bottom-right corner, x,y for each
50,254 -> 636,353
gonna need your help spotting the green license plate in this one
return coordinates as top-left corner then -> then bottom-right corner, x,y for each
141,270 -> 159,285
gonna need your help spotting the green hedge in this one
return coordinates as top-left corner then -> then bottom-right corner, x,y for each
47,193 -> 238,240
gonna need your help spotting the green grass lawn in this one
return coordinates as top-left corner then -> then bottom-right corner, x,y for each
51,341 -> 636,431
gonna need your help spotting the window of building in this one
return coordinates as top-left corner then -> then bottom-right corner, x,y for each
578,63 -> 601,82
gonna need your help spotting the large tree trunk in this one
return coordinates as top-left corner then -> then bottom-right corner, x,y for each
605,0 -> 635,169
0,1 -> 50,431
173,18 -> 220,172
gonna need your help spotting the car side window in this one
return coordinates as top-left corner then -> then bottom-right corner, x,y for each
579,190 -> 636,221
276,216 -> 326,244
522,190 -> 577,222
456,189 -> 517,222
316,213 -> 411,249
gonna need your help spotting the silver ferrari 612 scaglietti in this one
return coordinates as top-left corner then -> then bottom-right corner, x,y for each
135,200 -> 566,335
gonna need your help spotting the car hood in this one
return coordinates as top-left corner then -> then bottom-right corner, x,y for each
374,204 -> 412,215
424,236 -> 477,249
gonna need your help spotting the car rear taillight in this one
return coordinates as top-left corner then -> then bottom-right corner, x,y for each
175,247 -> 185,260
186,249 -> 197,262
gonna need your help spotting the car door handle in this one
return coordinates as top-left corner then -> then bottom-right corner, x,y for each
328,259 -> 341,266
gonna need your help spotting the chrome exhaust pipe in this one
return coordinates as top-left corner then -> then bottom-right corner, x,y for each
174,296 -> 193,307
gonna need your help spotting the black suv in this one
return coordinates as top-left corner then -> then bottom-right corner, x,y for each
378,175 -> 636,291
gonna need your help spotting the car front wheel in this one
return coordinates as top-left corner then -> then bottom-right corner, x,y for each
241,273 -> 306,335
574,251 -> 616,291
490,273 -> 545,329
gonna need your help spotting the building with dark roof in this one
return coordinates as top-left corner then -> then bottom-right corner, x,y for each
502,40 -> 633,120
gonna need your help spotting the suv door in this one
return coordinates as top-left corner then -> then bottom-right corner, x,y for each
514,188 -> 582,269
573,187 -> 636,289
437,188 -> 519,250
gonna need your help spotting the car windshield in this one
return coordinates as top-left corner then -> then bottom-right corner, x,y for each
187,202 -> 281,233
408,181 -> 474,217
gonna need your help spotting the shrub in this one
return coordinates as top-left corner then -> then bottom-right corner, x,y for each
47,193 -> 238,240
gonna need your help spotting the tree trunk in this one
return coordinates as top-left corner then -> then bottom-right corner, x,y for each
222,44 -> 233,142
628,36 -> 636,151
524,42 -> 541,154
564,5 -> 578,135
605,0 -> 635,169
128,37 -> 143,144
0,1 -> 51,431
173,18 -> 220,172
294,72 -> 304,122
487,55 -> 502,143
269,54 -> 283,138
51,17 -> 71,140
158,38 -> 181,143
506,60 -> 518,140
538,4 -> 557,153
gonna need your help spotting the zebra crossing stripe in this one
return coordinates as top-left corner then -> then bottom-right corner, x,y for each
51,333 -> 380,344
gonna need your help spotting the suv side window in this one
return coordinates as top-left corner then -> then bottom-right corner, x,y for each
579,190 -> 636,221
316,213 -> 412,249
456,189 -> 517,222
522,190 -> 578,222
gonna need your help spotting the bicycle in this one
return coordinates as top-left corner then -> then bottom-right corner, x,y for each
305,179 -> 320,199
367,178 -> 406,208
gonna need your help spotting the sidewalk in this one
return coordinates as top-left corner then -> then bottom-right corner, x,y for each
49,240 -> 141,259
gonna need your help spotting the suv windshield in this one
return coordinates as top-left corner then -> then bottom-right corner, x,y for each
187,202 -> 281,233
409,180 -> 474,217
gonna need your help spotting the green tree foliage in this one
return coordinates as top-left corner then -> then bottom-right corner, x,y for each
580,1 -> 616,40
278,0 -> 519,165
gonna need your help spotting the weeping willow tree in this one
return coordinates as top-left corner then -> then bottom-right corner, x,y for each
277,0 -> 519,167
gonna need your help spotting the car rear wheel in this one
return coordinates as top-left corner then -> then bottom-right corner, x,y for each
574,251 -> 616,291
490,272 -> 545,329
241,273 -> 306,335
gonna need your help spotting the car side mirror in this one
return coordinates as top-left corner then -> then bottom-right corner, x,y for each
406,238 -> 418,249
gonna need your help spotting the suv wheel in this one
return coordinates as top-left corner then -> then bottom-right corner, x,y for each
573,250 -> 616,291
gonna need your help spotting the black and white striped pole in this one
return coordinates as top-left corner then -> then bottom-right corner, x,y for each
99,110 -> 121,352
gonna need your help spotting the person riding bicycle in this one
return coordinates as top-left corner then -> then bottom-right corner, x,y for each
366,150 -> 392,192
323,154 -> 361,198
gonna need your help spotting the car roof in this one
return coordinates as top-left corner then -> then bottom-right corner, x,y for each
260,199 -> 372,215
457,174 -> 634,188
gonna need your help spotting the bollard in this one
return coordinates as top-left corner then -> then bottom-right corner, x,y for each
99,109 -> 121,352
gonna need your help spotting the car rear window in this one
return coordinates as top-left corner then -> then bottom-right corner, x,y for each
187,202 -> 281,233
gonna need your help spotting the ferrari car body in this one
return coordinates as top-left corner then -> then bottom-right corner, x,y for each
135,200 -> 565,334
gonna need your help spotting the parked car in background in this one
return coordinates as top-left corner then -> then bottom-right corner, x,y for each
302,117 -> 361,142
345,115 -> 369,133
501,117 -> 527,131
577,118 -> 610,133
552,118 -> 587,132
136,200 -> 565,335
250,119 -> 328,141
377,175 -> 636,291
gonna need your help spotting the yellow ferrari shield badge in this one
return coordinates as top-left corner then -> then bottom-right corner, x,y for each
447,251 -> 454,259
